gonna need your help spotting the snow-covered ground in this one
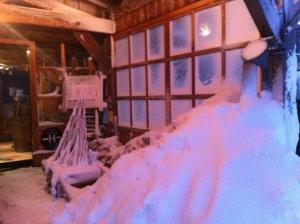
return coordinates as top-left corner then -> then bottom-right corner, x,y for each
1,92 -> 300,224
1,84 -> 300,224
0,167 -> 64,224
51,91 -> 300,224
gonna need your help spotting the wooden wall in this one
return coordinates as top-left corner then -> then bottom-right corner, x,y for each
55,0 -> 110,18
112,0 -> 219,32
111,0 -> 263,144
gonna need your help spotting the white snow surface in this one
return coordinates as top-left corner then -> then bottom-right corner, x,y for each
242,39 -> 267,61
0,167 -> 65,224
53,92 -> 300,224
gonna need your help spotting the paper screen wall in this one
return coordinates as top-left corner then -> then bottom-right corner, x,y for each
148,63 -> 165,96
149,100 -> 166,130
170,15 -> 192,56
171,57 -> 192,95
131,66 -> 146,96
117,100 -> 131,127
115,37 -> 129,67
195,5 -> 222,51
195,52 -> 222,94
132,100 -> 147,129
131,32 -> 145,63
147,25 -> 165,60
117,69 -> 130,96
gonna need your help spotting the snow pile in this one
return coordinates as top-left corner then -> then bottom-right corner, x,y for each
89,131 -> 164,167
242,39 -> 267,61
53,92 -> 300,224
89,136 -> 123,167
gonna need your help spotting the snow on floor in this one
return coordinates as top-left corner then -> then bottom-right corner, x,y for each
0,167 -> 65,224
52,92 -> 300,224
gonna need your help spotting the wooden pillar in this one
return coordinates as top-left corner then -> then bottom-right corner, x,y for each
60,43 -> 66,67
28,41 -> 38,153
283,28 -> 298,150
283,29 -> 297,115
257,66 -> 262,97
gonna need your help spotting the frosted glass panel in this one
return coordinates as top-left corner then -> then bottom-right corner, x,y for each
170,15 -> 192,56
131,66 -> 146,96
226,0 -> 260,45
147,25 -> 165,60
149,100 -> 166,130
148,63 -> 165,96
171,100 -> 192,120
225,49 -> 243,97
131,32 -> 145,63
171,58 -> 192,95
195,52 -> 222,94
115,37 -> 129,67
132,100 -> 147,129
116,69 -> 130,96
195,5 -> 222,51
117,100 -> 131,127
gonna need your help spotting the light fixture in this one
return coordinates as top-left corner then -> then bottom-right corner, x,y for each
199,24 -> 211,37
26,49 -> 30,56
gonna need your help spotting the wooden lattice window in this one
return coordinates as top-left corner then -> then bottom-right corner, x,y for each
114,0 -> 260,132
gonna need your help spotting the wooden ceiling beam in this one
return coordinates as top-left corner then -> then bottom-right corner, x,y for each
84,0 -> 111,9
0,24 -> 80,44
0,3 -> 116,34
2,0 -> 93,15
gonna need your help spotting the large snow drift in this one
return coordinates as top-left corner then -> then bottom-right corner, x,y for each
53,92 -> 300,224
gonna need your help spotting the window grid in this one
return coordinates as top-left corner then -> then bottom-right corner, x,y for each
114,1 -> 252,131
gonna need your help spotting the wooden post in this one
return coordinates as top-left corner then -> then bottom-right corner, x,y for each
60,43 -> 66,68
283,28 -> 298,150
28,42 -> 38,153
257,66 -> 262,97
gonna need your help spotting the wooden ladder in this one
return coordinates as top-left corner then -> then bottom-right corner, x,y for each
85,108 -> 100,137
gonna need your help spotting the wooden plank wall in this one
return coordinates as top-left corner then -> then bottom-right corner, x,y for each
111,0 -> 224,144
112,0 -> 210,32
54,0 -> 109,18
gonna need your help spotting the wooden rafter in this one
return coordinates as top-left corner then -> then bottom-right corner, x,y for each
74,31 -> 105,69
85,0 -> 111,9
2,0 -> 92,15
0,25 -> 79,44
0,2 -> 115,34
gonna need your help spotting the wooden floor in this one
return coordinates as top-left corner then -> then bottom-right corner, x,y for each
0,141 -> 32,164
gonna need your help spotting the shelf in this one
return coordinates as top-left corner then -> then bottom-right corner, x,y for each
38,121 -> 65,127
39,66 -> 89,72
38,94 -> 62,99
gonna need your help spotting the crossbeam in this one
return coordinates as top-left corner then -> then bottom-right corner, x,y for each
0,3 -> 115,34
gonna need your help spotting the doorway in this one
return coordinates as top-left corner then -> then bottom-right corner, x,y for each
0,39 -> 37,167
